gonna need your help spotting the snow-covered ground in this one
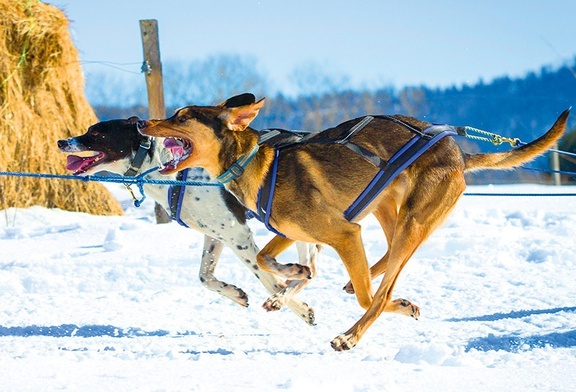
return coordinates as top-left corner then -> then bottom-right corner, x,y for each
1,183 -> 575,391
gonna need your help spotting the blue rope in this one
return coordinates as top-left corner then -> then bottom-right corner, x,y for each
464,192 -> 576,197
0,168 -> 223,208
516,141 -> 576,160
521,166 -> 576,176
0,170 -> 223,188
2,125 -> 576,204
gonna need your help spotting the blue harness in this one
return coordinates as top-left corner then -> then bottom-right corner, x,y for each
252,116 -> 459,236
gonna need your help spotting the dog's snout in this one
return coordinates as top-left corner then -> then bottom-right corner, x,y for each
57,137 -> 82,152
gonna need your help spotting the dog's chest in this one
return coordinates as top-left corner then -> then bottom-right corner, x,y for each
180,187 -> 245,238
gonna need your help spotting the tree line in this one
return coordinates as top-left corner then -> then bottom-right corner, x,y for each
88,55 -> 576,184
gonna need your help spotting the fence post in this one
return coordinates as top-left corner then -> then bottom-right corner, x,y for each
140,19 -> 171,223
552,142 -> 561,186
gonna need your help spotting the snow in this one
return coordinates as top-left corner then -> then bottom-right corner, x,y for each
1,183 -> 576,391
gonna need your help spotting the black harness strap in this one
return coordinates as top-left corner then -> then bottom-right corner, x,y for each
332,115 -> 389,169
121,137 -> 154,206
254,116 -> 381,233
250,128 -> 321,236
254,128 -> 320,227
338,140 -> 388,170
124,138 -> 152,177
298,116 -> 385,168
344,125 -> 456,221
255,149 -> 283,236
169,169 -> 190,227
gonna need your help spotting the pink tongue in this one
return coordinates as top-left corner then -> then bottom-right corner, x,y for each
66,155 -> 87,171
164,138 -> 184,157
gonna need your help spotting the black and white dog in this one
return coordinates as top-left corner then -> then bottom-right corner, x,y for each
57,117 -> 318,325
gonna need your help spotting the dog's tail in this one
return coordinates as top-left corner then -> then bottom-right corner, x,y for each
463,109 -> 570,172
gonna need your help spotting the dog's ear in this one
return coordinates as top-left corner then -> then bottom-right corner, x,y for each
127,116 -> 141,123
218,98 -> 265,131
218,93 -> 256,108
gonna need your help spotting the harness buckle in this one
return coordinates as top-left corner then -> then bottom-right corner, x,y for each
228,162 -> 245,178
139,137 -> 152,150
125,165 -> 139,176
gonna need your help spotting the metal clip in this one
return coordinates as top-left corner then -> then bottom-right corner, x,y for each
141,60 -> 151,75
492,135 -> 521,147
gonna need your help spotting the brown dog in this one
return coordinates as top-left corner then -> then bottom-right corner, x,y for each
138,93 -> 569,351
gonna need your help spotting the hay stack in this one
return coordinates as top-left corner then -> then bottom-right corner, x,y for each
0,0 -> 122,215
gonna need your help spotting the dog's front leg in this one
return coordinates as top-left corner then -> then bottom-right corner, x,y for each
343,200 -> 397,294
257,236 -> 312,280
326,222 -> 374,310
199,235 -> 249,307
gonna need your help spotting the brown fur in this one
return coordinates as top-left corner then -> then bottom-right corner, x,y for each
139,94 -> 569,351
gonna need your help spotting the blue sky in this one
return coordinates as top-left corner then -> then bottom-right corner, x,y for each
47,0 -> 576,95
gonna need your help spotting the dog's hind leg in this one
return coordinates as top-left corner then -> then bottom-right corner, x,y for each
199,235 -> 249,306
262,243 -> 320,312
331,176 -> 465,351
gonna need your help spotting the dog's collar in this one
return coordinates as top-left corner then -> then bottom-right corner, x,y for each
124,137 -> 153,177
215,143 -> 260,184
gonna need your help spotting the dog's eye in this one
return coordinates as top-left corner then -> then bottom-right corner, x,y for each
177,114 -> 190,124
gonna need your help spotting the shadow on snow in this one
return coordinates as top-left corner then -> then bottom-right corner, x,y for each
444,306 -> 576,353
0,324 -> 198,338
466,329 -> 576,352
445,306 -> 576,323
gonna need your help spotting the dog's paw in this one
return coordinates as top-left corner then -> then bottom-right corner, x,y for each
263,295 -> 316,325
280,263 -> 312,280
286,300 -> 316,326
392,298 -> 420,319
330,333 -> 358,351
304,306 -> 316,326
227,287 -> 249,307
342,281 -> 355,294
262,294 -> 285,312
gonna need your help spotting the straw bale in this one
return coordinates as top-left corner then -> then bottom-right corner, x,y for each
0,0 -> 123,215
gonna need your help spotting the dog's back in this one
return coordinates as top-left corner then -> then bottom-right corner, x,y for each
268,116 -> 463,224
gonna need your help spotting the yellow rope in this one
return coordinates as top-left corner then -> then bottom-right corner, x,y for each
464,126 -> 521,147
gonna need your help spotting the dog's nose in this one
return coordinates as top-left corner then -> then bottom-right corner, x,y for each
57,139 -> 68,149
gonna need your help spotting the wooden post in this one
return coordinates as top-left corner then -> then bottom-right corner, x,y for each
140,19 -> 171,223
551,142 -> 561,186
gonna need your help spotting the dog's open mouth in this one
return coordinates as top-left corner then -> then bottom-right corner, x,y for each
161,137 -> 193,174
65,152 -> 106,175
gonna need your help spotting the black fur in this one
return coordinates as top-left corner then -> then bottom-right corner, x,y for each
220,187 -> 248,225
